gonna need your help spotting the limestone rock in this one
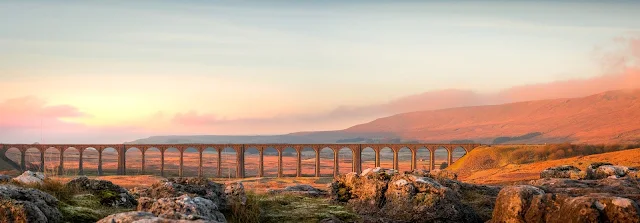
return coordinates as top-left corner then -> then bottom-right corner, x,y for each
142,178 -> 226,210
137,195 -> 226,222
13,171 -> 46,185
0,174 -> 12,183
540,165 -> 582,179
224,182 -> 246,205
66,176 -> 137,208
490,185 -> 545,222
96,211 -> 220,223
586,163 -> 638,180
0,185 -> 63,223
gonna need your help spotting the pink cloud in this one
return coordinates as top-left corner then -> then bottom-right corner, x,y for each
0,96 -> 85,129
172,111 -> 220,126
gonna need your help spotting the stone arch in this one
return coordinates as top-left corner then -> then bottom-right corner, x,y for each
281,147 -> 297,177
220,147 -> 237,178
361,147 -> 376,170
300,146 -> 315,177
337,147 -> 353,175
126,147 -> 143,175
244,147 -> 260,177
62,147 -> 80,175
163,147 -> 180,177
415,146 -> 431,170
145,147 -> 162,175
434,146 -> 449,169
101,148 -> 119,175
82,147 -> 99,175
25,147 -> 42,172
201,147 -> 218,177
44,147 -> 60,175
380,147 -> 393,169
4,147 -> 21,168
397,147 -> 412,171
319,147 -> 334,177
183,147 -> 198,177
451,146 -> 467,164
263,147 -> 279,177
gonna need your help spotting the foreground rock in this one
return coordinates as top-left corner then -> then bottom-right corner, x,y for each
135,178 -> 228,210
586,162 -> 638,180
331,167 -> 488,223
0,184 -> 63,223
267,184 -> 327,197
0,174 -> 12,183
66,176 -> 137,208
97,211 -> 221,223
137,195 -> 226,222
224,182 -> 247,205
12,171 -> 46,185
540,165 -> 582,179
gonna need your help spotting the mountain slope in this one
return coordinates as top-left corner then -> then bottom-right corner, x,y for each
340,89 -> 640,144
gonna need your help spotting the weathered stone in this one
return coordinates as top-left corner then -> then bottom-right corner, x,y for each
224,182 -> 246,205
96,211 -> 219,223
0,185 -> 63,223
585,162 -> 638,180
12,171 -> 46,185
137,195 -> 226,222
491,185 -> 545,222
540,165 -> 582,179
66,176 -> 137,208
142,178 -> 226,210
0,174 -> 12,183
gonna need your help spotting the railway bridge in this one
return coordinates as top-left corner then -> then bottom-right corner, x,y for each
1,143 -> 482,178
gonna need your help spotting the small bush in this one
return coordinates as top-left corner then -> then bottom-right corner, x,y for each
12,179 -> 75,204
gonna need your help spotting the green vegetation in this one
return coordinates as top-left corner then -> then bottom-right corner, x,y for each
440,162 -> 449,169
223,192 -> 359,223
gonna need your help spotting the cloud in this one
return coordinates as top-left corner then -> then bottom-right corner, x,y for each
172,111 -> 220,126
0,96 -> 86,129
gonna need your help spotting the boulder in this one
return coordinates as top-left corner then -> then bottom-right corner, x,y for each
331,168 -> 482,223
540,165 -> 583,179
490,185 -> 545,222
586,163 -> 638,180
141,178 -> 227,210
0,174 -> 12,183
224,182 -> 247,205
12,171 -> 46,185
66,176 -> 137,208
137,195 -> 226,222
267,184 -> 327,197
0,185 -> 63,223
96,211 -> 220,223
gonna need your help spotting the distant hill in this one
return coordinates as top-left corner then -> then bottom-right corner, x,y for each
130,89 -> 640,144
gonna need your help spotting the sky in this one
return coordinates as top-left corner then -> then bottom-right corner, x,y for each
1,0 -> 640,143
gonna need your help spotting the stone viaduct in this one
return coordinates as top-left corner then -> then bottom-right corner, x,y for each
0,143 -> 481,178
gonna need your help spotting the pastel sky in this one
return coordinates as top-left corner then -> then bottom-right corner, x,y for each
1,1 -> 640,143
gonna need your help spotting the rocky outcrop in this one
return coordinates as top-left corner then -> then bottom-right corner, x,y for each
224,182 -> 247,205
12,171 -> 46,185
540,165 -> 582,179
0,185 -> 63,223
136,178 -> 227,210
331,168 -> 483,223
585,162 -> 638,180
66,176 -> 137,208
96,211 -> 221,223
137,195 -> 226,222
267,184 -> 327,197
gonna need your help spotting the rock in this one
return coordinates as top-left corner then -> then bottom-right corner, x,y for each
586,163 -> 638,180
224,182 -> 247,205
0,175 -> 12,183
540,165 -> 582,179
490,185 -> 545,222
137,195 -> 226,222
319,216 -> 345,223
429,169 -> 458,181
143,178 -> 227,210
0,184 -> 63,223
66,176 -> 137,208
268,184 -> 327,197
96,211 -> 219,223
12,171 -> 46,185
331,168 -> 482,223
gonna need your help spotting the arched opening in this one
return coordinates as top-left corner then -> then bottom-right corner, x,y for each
82,148 -> 99,175
25,147 -> 42,172
202,147 -> 217,177
300,147 -> 315,177
263,147 -> 278,177
398,147 -> 412,171
125,147 -> 142,175
183,148 -> 198,177
101,148 -> 119,175
319,147 -> 334,176
44,147 -> 60,175
451,146 -> 467,164
163,148 -> 180,177
145,148 -> 161,175
62,147 -> 80,176
5,147 -> 21,167
282,147 -> 297,177
244,147 -> 259,177
380,147 -> 393,169
338,147 -> 353,174
415,147 -> 431,171
434,146 -> 449,169
361,147 -> 375,170
220,147 -> 237,178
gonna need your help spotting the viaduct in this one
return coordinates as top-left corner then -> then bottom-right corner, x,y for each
0,143 -> 481,178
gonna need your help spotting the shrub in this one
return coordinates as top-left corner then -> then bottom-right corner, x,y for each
223,191 -> 261,223
12,179 -> 75,204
